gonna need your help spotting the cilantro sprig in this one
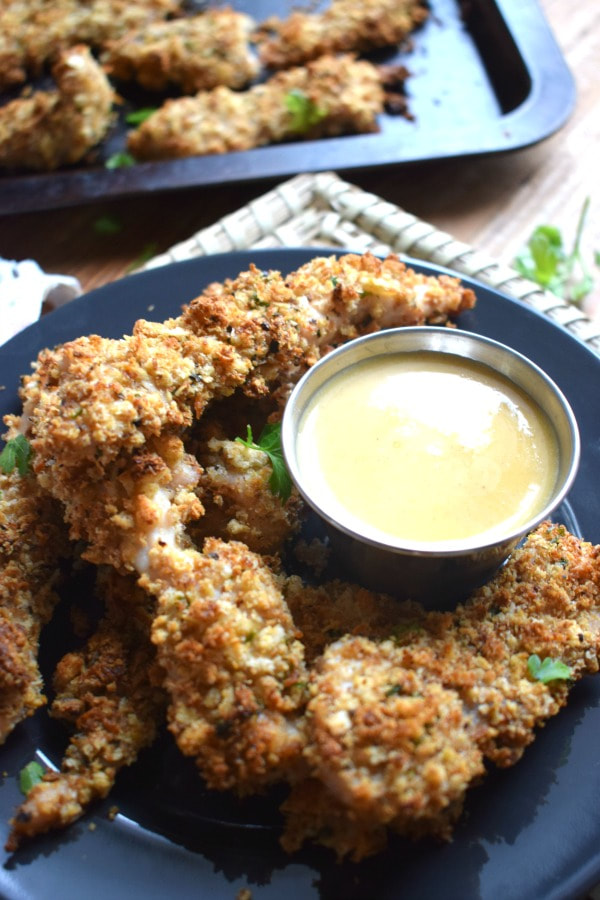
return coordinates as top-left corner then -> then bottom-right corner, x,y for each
527,654 -> 572,684
514,197 -> 598,304
236,422 -> 292,502
284,89 -> 327,134
0,435 -> 32,476
19,760 -> 45,794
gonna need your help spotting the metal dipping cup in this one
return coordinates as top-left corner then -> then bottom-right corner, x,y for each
281,327 -> 580,607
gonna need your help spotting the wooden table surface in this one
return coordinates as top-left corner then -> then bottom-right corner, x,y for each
0,0 -> 598,317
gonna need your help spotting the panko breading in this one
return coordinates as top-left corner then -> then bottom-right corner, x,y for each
190,436 -> 304,557
14,254 -> 473,571
0,470 -> 70,743
6,569 -> 165,850
148,538 -> 309,792
257,0 -> 428,69
0,45 -> 114,170
0,0 -> 180,88
102,9 -> 259,93
127,54 -> 384,161
282,522 -> 600,859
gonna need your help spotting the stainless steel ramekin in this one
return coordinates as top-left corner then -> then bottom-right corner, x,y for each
281,327 -> 580,607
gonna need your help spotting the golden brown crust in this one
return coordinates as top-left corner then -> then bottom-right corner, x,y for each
0,470 -> 70,743
281,522 -> 600,858
148,538 -> 309,792
102,9 -> 259,93
0,44 -> 114,170
127,54 -> 385,160
6,568 -> 165,850
257,0 -> 428,69
0,0 -> 180,88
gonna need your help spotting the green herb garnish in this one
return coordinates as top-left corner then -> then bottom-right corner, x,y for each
125,107 -> 157,126
93,214 -> 123,235
19,760 -> 44,794
0,435 -> 32,476
527,654 -> 572,684
105,151 -> 136,170
284,89 -> 327,134
514,197 -> 597,304
236,422 -> 292,502
126,242 -> 158,272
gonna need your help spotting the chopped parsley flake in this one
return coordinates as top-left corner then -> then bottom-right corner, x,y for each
527,654 -> 572,683
0,435 -> 32,476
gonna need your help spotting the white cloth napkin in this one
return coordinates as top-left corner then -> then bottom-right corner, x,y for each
0,258 -> 81,347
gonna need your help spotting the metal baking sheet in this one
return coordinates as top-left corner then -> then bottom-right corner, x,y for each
0,0 -> 576,214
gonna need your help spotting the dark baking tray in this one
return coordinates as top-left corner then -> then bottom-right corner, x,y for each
0,0 -> 575,215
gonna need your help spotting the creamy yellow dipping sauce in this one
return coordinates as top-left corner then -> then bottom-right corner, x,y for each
296,351 -> 559,545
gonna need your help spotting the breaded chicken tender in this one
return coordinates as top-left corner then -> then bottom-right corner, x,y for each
148,538 -> 309,792
0,45 -> 114,170
282,522 -> 600,859
102,8 -> 259,93
257,0 -> 428,69
6,569 -> 166,850
190,436 -> 304,557
0,469 -> 70,743
16,254 -> 473,571
127,54 -> 384,161
0,0 -> 180,88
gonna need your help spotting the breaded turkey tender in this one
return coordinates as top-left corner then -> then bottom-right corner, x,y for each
127,54 -> 384,160
0,45 -> 114,170
282,522 -> 600,859
102,8 -> 259,93
257,0 -> 428,69
0,0 -> 180,88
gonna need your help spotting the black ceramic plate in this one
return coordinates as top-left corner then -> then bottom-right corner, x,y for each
1,249 -> 600,900
0,0 -> 575,213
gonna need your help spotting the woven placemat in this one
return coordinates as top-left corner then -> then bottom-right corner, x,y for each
144,171 -> 600,354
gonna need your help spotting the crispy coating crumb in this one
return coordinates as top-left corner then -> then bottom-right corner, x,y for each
190,436 -> 304,557
0,45 -> 114,171
102,9 -> 259,93
148,539 -> 309,792
282,522 -> 600,858
6,569 -> 165,851
127,54 -> 385,160
0,470 -> 70,743
257,0 -> 428,69
0,0 -> 180,88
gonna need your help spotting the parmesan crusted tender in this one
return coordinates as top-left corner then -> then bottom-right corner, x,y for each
0,469 -> 70,743
6,569 -> 166,851
257,0 -> 428,69
127,54 -> 385,161
0,0 -> 180,88
0,44 -> 114,171
102,9 -> 259,93
147,538 -> 309,792
282,522 -> 600,859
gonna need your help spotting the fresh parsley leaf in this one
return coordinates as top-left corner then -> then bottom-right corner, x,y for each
126,107 -> 157,126
105,151 -> 136,170
235,422 -> 292,502
0,435 -> 32,476
284,89 -> 327,134
527,653 -> 572,683
514,197 -> 597,305
19,760 -> 44,794
93,214 -> 123,235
